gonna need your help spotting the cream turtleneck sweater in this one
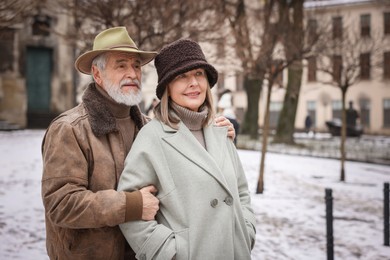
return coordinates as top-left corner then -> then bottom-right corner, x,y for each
172,102 -> 208,150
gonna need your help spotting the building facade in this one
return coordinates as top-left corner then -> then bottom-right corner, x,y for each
256,0 -> 390,135
1,0 -> 389,137
184,0 -> 390,136
0,6 -> 75,129
294,0 -> 390,135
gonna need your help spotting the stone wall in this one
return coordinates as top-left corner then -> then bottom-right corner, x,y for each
0,73 -> 27,128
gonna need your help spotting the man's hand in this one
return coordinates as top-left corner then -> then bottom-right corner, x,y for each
215,116 -> 235,141
139,185 -> 159,221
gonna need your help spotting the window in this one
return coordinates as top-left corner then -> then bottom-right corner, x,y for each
32,14 -> 51,36
332,100 -> 342,120
275,71 -> 283,87
269,102 -> 282,129
384,12 -> 390,35
307,56 -> 317,82
308,19 -> 318,44
384,52 -> 390,79
333,55 -> 342,83
384,99 -> 390,127
360,52 -> 370,80
271,60 -> 283,87
360,14 -> 371,37
332,16 -> 342,39
307,101 -> 316,127
0,28 -> 15,72
359,98 -> 370,128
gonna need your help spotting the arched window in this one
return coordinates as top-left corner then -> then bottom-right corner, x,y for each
32,14 -> 51,36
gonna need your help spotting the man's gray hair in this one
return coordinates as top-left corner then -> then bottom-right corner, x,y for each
91,53 -> 108,73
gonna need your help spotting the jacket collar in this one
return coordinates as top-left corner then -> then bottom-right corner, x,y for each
82,83 -> 145,137
161,121 -> 232,195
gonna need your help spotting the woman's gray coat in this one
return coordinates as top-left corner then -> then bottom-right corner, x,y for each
118,119 -> 256,260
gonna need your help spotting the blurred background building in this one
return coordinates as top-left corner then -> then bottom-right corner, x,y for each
213,0 -> 390,135
0,0 -> 389,135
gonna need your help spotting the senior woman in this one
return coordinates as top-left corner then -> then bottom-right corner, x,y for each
118,39 -> 256,260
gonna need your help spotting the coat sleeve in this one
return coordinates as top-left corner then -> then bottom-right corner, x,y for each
227,140 -> 257,249
118,124 -> 177,260
41,121 -> 130,228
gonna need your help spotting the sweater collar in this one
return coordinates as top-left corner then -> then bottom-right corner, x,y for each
82,83 -> 145,137
171,102 -> 208,131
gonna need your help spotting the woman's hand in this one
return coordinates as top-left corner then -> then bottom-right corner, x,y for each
215,116 -> 235,141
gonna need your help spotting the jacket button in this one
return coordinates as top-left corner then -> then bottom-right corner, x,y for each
224,197 -> 233,206
210,199 -> 218,208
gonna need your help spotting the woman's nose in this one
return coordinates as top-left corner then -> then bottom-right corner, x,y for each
188,75 -> 199,86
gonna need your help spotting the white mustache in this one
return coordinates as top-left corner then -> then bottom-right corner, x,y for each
120,79 -> 141,89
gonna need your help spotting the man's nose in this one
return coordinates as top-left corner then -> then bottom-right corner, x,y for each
125,67 -> 137,79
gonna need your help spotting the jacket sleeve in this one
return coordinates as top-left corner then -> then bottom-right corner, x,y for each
118,124 -> 177,260
41,121 -> 139,228
227,140 -> 257,249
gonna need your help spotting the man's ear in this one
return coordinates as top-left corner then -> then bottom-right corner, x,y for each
92,65 -> 103,86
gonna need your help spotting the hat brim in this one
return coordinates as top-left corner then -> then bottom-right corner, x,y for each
156,61 -> 218,99
75,48 -> 157,75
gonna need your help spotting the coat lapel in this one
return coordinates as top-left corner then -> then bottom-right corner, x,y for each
162,122 -> 231,194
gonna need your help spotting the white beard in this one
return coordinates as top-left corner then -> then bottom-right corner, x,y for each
103,78 -> 143,106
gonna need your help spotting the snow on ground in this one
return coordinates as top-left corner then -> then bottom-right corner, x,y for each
0,130 -> 389,260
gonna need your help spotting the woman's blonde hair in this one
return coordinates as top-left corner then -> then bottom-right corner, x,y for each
154,82 -> 215,129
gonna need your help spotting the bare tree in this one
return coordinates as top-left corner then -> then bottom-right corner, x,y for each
0,0 -> 37,27
257,60 -> 286,194
273,0 -> 304,145
53,0 -> 224,52
315,16 -> 385,181
45,0 -> 225,102
221,0 -> 279,139
220,0 -> 300,193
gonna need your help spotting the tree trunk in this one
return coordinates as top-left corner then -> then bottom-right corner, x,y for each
274,0 -> 304,144
257,80 -> 273,194
274,62 -> 303,144
340,91 -> 347,181
241,77 -> 263,139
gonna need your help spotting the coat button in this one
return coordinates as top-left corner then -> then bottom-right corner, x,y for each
224,197 -> 233,206
210,199 -> 218,208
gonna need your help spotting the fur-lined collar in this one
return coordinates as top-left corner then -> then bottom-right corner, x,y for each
82,83 -> 145,137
